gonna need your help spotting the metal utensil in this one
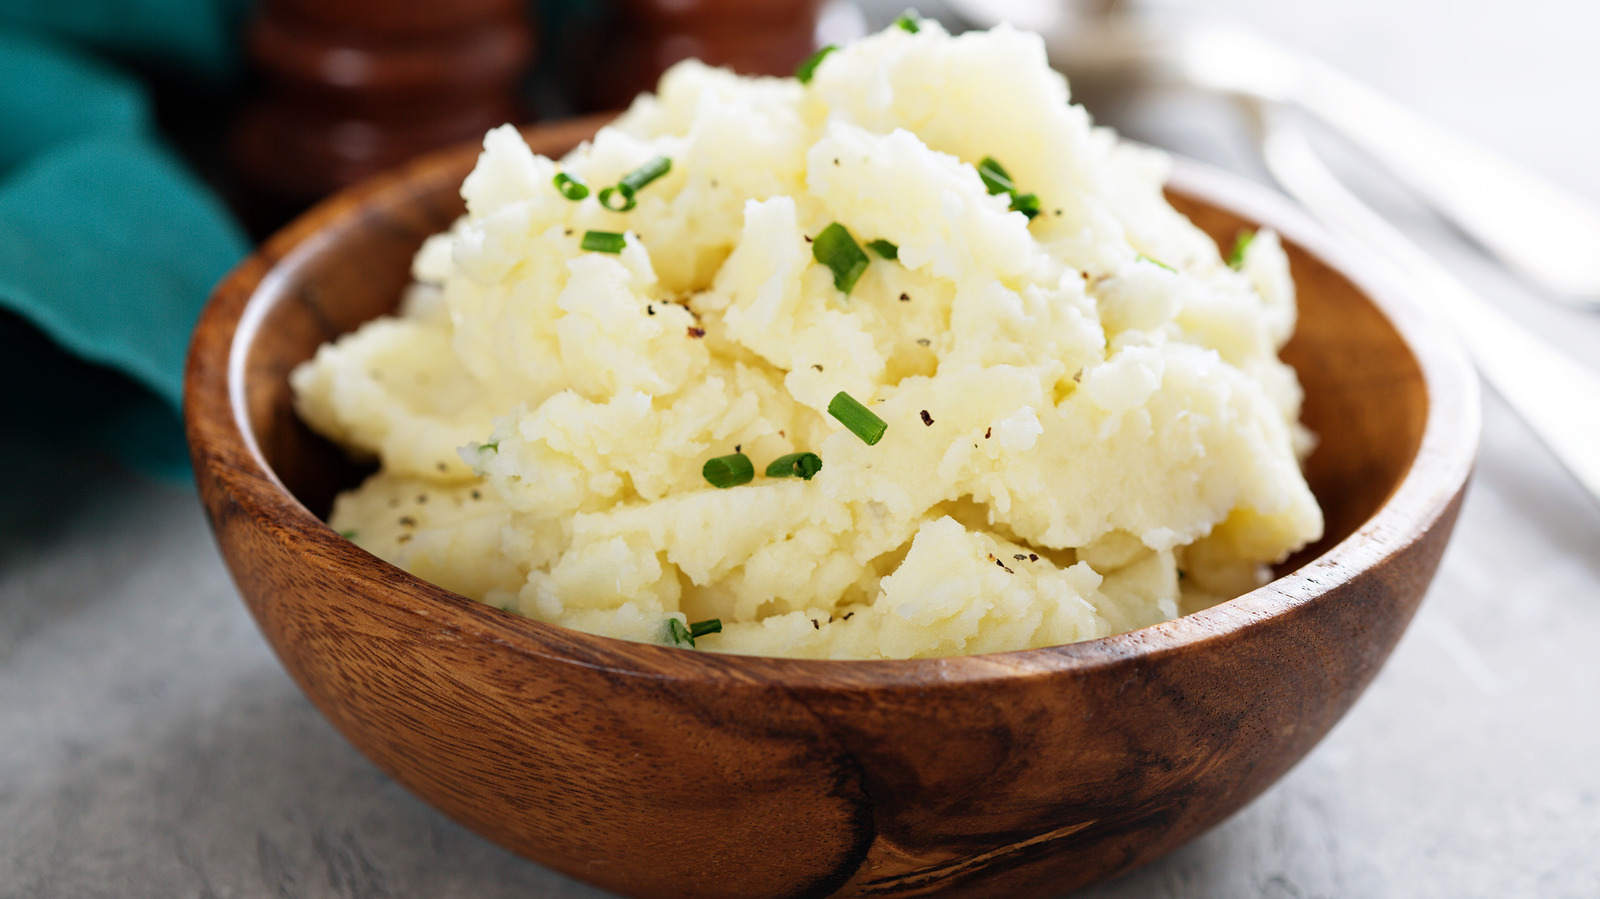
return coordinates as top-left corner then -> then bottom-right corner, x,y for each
1036,16 -> 1600,311
940,0 -> 1119,35
1254,104 -> 1600,508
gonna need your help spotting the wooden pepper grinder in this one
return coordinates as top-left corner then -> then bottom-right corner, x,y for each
233,0 -> 535,230
580,0 -> 825,111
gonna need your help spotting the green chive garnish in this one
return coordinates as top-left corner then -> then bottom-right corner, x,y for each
894,9 -> 924,32
976,157 -> 1043,219
814,222 -> 870,294
977,157 -> 1016,196
1227,229 -> 1256,270
689,618 -> 723,639
828,392 -> 887,446
338,529 -> 357,540
1137,254 -> 1175,272
553,172 -> 589,200
1009,192 -> 1040,219
581,230 -> 627,254
765,452 -> 823,480
796,45 -> 837,84
598,186 -> 631,211
622,155 -> 671,193
663,617 -> 722,648
600,156 -> 673,211
703,453 -> 755,488
664,618 -> 697,648
866,239 -> 899,260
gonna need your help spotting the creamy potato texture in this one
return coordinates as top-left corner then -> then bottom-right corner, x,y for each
291,22 -> 1323,659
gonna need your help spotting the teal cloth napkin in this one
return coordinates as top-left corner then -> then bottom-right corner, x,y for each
0,0 -> 599,481
0,5 -> 250,481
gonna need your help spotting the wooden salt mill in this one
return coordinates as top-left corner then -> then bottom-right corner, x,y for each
233,0 -> 535,228
579,0 -> 826,111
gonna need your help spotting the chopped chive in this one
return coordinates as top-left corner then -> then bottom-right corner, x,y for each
1137,254 -> 1175,272
828,392 -> 888,445
894,9 -> 924,32
977,157 -> 1016,196
663,618 -> 697,648
796,44 -> 837,84
621,155 -> 671,194
581,230 -> 627,253
866,239 -> 899,260
814,222 -> 871,294
598,185 -> 634,211
597,156 -> 674,212
1227,229 -> 1256,270
663,617 -> 722,648
689,618 -> 723,639
553,172 -> 589,200
1009,192 -> 1040,219
978,157 -> 1041,219
338,529 -> 357,540
765,452 -> 823,480
702,452 -> 755,488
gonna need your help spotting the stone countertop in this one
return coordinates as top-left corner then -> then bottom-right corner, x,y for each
4,1 -> 1599,896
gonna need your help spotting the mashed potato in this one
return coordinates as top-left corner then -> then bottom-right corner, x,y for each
290,21 -> 1322,659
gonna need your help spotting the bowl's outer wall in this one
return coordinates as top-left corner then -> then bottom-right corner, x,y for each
186,119 -> 1475,899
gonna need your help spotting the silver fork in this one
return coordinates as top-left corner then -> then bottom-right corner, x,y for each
1254,104 -> 1600,508
1040,16 -> 1600,311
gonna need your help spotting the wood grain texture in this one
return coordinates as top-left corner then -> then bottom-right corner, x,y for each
184,118 -> 1478,899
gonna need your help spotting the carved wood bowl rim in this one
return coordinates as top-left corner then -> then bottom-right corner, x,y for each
188,118 -> 1479,690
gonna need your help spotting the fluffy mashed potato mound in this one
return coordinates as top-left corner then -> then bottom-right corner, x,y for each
291,22 -> 1323,659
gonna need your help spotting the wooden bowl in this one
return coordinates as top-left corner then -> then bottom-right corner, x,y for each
185,116 -> 1478,899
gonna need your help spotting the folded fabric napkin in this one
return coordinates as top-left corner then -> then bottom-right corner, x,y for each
0,0 -> 605,481
0,0 -> 250,481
